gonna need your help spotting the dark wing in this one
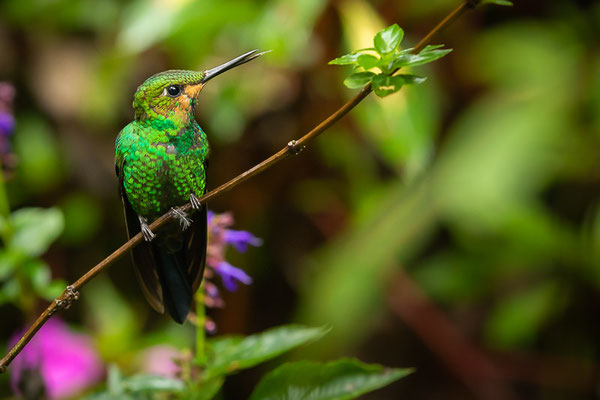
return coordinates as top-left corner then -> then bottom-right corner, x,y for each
188,204 -> 207,294
116,164 -> 165,314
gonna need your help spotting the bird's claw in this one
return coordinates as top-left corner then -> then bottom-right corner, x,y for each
190,193 -> 202,210
138,216 -> 156,242
171,207 -> 193,230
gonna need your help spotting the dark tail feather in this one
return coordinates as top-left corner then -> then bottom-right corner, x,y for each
152,243 -> 193,324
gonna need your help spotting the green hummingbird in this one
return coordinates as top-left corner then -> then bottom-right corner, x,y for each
115,50 -> 265,323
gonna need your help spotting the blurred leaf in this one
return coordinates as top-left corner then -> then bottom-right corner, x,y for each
84,277 -> 142,360
373,24 -> 403,55
204,325 -> 328,379
0,251 -> 17,279
189,377 -> 225,400
0,277 -> 20,304
60,192 -> 102,245
86,365 -> 183,399
485,282 -> 563,349
25,259 -> 50,291
121,375 -> 184,392
249,359 -> 413,400
117,0 -> 185,53
10,207 -> 64,257
12,115 -> 64,194
343,72 -> 375,89
38,278 -> 67,301
298,182 -> 436,354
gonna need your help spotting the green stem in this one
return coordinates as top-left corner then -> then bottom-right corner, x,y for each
195,285 -> 207,367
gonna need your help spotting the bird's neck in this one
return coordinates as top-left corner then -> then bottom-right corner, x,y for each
140,108 -> 197,135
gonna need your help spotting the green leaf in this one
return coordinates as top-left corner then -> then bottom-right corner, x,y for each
373,24 -> 403,55
371,74 -> 425,97
249,359 -> 413,400
397,74 -> 427,85
372,75 -> 404,97
10,207 -> 64,257
329,53 -> 359,65
481,0 -> 513,5
204,325 -> 328,379
356,54 -> 379,70
343,72 -> 375,89
393,46 -> 452,69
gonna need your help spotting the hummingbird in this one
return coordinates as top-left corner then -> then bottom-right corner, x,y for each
115,50 -> 265,324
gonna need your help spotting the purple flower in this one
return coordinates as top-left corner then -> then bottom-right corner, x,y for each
0,82 -> 16,164
9,318 -> 104,400
214,261 -> 253,291
224,229 -> 263,252
205,211 -> 260,293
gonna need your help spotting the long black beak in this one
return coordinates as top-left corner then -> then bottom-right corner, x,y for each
201,49 -> 268,84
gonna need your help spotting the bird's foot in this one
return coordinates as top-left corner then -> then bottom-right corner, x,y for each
138,216 -> 156,241
54,285 -> 80,313
190,193 -> 202,210
171,207 -> 193,230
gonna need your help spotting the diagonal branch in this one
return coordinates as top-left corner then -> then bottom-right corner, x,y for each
0,0 -> 482,373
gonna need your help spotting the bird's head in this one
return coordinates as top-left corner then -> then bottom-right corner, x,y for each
133,50 -> 266,122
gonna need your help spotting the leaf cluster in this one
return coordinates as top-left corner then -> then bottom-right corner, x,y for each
329,24 -> 452,97
0,207 -> 66,306
87,325 -> 412,399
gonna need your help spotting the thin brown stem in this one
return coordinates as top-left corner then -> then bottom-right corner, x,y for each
0,0 -> 476,373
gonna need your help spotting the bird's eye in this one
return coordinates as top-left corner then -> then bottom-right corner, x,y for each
166,85 -> 181,97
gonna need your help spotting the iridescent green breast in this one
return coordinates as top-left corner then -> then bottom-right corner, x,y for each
115,119 -> 209,218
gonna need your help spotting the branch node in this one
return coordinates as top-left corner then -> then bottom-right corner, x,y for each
55,285 -> 80,312
287,140 -> 304,155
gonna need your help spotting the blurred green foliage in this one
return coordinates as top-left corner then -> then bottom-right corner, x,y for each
1,0 -> 599,398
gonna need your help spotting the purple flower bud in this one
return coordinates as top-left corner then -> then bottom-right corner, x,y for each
214,261 -> 253,291
224,229 -> 262,253
9,319 -> 104,400
0,112 -> 15,137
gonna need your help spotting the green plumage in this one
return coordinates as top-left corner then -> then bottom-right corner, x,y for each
116,70 -> 209,217
115,50 -> 265,323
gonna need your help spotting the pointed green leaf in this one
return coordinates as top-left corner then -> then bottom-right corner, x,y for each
329,53 -> 359,65
393,46 -> 452,69
203,325 -> 328,379
343,72 -> 376,89
356,54 -> 379,70
374,24 -> 404,55
249,359 -> 413,400
397,74 -> 427,85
